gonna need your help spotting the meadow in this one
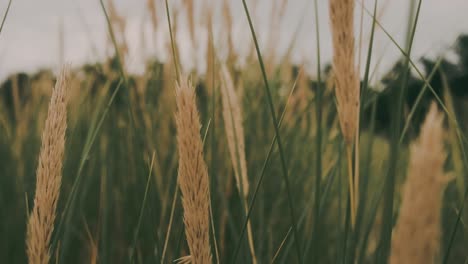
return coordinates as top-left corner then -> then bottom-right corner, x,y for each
0,0 -> 468,263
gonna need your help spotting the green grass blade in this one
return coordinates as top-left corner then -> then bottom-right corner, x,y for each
54,80 -> 123,261
239,1 -> 303,262
308,0 -> 323,261
378,1 -> 422,262
351,0 -> 378,262
231,66 -> 302,263
0,0 -> 12,36
99,0 -> 128,85
128,153 -> 155,263
164,0 -> 180,80
271,227 -> 292,263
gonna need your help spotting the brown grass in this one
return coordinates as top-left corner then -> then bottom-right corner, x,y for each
329,0 -> 360,226
175,77 -> 212,264
390,102 -> 450,264
183,0 -> 195,46
147,0 -> 157,31
26,65 -> 70,264
220,65 -> 257,264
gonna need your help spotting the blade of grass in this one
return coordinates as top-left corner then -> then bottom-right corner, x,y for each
378,1 -> 422,262
164,0 -> 180,80
208,21 -> 220,264
231,66 -> 302,263
99,0 -> 128,84
0,0 -> 12,36
359,1 -> 464,133
271,227 -> 292,264
399,56 -> 443,142
444,189 -> 468,264
239,1 -> 302,262
440,72 -> 468,264
160,186 -> 178,264
209,197 -> 220,264
302,143 -> 343,261
54,80 -> 123,261
358,177 -> 387,263
441,70 -> 465,201
308,0 -> 323,262
129,152 -> 156,263
351,0 -> 379,262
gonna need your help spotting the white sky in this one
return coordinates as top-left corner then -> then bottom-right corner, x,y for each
0,0 -> 467,79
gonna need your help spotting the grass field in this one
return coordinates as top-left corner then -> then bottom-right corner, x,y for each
1,0 -> 468,263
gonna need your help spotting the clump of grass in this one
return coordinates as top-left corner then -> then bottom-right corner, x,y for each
390,102 -> 450,264
26,65 -> 70,264
328,0 -> 360,227
175,77 -> 212,264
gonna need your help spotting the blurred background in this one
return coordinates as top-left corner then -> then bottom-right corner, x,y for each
1,0 -> 467,77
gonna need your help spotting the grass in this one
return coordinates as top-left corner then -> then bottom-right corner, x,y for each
0,0 -> 467,263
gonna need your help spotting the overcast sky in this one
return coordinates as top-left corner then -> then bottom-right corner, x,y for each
0,0 -> 467,79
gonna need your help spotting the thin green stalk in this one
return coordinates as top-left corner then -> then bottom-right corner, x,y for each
239,1 -> 302,262
271,227 -> 292,263
232,67 -> 301,264
55,80 -> 123,262
443,188 -> 468,264
0,0 -> 12,36
350,0 -> 378,262
99,0 -> 128,84
309,0 -> 323,261
378,1 -> 422,262
164,0 -> 180,81
209,21 -> 220,264
399,56 -> 443,143
360,2 -> 462,130
129,153 -> 155,263
160,186 -> 178,264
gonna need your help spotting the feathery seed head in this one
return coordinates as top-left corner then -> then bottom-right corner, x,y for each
329,0 -> 360,145
390,102 -> 450,264
175,78 -> 212,264
26,65 -> 70,264
220,65 -> 249,198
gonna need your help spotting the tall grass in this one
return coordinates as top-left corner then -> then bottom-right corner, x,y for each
390,103 -> 450,264
0,1 -> 467,263
26,66 -> 70,264
175,78 -> 212,264
329,0 -> 360,227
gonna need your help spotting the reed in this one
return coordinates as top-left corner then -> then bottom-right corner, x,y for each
328,0 -> 360,226
175,77 -> 212,264
390,103 -> 450,264
220,65 -> 257,264
26,66 -> 70,264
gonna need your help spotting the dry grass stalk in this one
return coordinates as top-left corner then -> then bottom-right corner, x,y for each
175,77 -> 212,264
26,65 -> 70,264
220,66 -> 257,264
222,0 -> 236,64
106,0 -> 128,61
390,103 -> 450,264
183,0 -> 195,46
147,0 -> 157,31
204,4 -> 214,96
329,0 -> 360,226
